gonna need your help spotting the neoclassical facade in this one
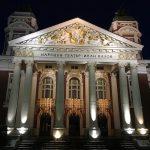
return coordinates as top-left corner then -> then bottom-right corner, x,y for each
0,11 -> 150,138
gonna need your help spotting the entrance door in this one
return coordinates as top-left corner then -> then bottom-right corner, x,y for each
39,113 -> 51,136
69,113 -> 80,136
98,113 -> 108,136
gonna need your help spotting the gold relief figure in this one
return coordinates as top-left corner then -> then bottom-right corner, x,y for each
22,22 -> 132,47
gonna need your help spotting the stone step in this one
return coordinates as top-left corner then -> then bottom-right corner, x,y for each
14,136 -> 140,150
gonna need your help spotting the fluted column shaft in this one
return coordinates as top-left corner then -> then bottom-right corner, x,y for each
7,61 -> 21,127
55,62 -> 65,128
21,61 -> 33,127
111,73 -> 120,130
16,70 -> 25,127
119,64 -> 131,128
88,63 -> 98,128
29,72 -> 38,128
130,63 -> 144,128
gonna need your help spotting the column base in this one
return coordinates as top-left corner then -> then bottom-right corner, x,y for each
53,128 -> 65,140
89,127 -> 100,139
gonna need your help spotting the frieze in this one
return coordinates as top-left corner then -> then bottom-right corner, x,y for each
14,49 -> 138,61
16,23 -> 134,48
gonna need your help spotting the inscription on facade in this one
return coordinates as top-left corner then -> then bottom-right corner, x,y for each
37,52 -> 117,60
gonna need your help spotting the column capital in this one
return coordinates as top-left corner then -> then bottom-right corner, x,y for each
57,61 -> 65,68
33,71 -> 38,77
118,62 -> 128,68
111,72 -> 117,77
13,60 -> 22,66
87,62 -> 96,67
25,60 -> 34,65
87,62 -> 96,71
130,63 -> 138,69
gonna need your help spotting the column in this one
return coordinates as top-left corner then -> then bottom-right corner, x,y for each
130,63 -> 144,128
85,72 -> 89,130
21,61 -> 33,127
88,63 -> 100,138
111,73 -> 120,131
15,70 -> 25,128
119,63 -> 131,129
7,60 -> 21,128
29,72 -> 37,128
53,62 -> 65,138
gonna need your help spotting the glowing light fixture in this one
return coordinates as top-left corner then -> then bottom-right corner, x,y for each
137,128 -> 148,135
17,127 -> 28,135
53,129 -> 64,139
124,128 -> 135,135
89,127 -> 100,139
7,127 -> 14,135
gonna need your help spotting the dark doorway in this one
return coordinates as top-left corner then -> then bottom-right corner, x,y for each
69,113 -> 80,136
39,113 -> 51,136
98,113 -> 108,136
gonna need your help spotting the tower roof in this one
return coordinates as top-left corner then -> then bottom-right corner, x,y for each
11,4 -> 35,18
113,9 -> 136,21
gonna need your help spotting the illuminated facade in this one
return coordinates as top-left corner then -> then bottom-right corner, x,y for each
0,11 -> 150,138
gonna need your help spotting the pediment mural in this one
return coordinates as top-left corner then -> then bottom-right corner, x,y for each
9,18 -> 143,50
17,23 -> 134,48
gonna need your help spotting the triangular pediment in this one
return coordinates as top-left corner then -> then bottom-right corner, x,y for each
9,18 -> 143,50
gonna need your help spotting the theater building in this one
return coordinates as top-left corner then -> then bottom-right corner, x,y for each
0,10 -> 150,138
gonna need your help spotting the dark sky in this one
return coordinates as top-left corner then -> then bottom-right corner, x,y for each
0,0 -> 150,59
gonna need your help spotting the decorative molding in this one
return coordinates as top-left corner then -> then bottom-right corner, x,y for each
118,26 -> 141,36
118,62 -> 128,68
15,50 -> 33,57
118,52 -> 137,60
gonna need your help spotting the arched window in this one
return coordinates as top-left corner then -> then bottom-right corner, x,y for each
42,77 -> 53,98
69,77 -> 80,99
96,78 -> 106,99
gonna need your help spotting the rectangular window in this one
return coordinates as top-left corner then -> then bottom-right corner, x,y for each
45,65 -> 52,69
71,65 -> 78,70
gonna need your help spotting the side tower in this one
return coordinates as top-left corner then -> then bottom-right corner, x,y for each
1,8 -> 38,135
3,7 -> 38,55
110,9 -> 141,44
110,10 -> 149,136
110,9 -> 142,60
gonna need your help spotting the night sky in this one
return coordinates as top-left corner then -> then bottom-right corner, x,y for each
0,0 -> 150,59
